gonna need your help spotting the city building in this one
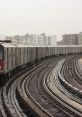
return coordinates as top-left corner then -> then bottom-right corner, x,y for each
57,40 -> 63,45
62,34 -> 78,45
5,33 -> 57,46
77,32 -> 82,45
57,33 -> 82,45
47,35 -> 57,46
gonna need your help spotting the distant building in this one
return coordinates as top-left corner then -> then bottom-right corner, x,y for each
5,36 -> 13,41
12,35 -> 20,43
62,34 -> 78,45
77,32 -> 82,45
57,33 -> 81,45
0,35 -> 5,40
48,35 -> 57,46
5,33 -> 57,46
7,34 -> 30,45
57,40 -> 63,45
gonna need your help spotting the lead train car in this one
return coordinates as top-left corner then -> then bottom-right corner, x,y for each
0,43 -> 82,85
0,43 -> 18,76
0,43 -> 37,76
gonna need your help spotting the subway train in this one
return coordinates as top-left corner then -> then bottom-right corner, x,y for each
0,42 -> 82,84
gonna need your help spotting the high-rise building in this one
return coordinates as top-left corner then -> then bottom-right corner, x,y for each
5,33 -> 57,46
57,33 -> 79,45
48,35 -> 57,46
63,34 -> 78,45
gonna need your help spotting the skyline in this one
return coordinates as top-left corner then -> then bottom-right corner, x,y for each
0,0 -> 82,40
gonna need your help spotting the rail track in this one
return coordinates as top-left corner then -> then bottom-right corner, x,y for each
43,56 -> 82,117
23,56 -> 71,117
59,55 -> 82,95
0,55 -> 82,117
56,55 -> 82,114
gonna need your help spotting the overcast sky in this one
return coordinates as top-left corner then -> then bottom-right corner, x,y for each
0,0 -> 82,40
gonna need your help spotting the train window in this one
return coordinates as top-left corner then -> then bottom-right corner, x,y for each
0,50 -> 2,59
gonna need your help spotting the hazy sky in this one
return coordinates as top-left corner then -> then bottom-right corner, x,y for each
0,0 -> 82,40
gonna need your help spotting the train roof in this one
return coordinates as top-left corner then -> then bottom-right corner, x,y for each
0,43 -> 82,48
49,45 -> 82,47
0,43 -> 31,48
0,43 -> 17,48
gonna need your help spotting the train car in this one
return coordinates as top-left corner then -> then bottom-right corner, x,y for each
80,45 -> 82,54
73,45 -> 76,54
0,43 -> 17,76
52,47 -> 55,56
51,47 -> 53,56
78,45 -> 82,54
37,47 -> 45,60
59,46 -> 62,55
54,46 -> 57,55
1,43 -> 82,86
62,46 -> 66,54
0,44 -> 4,74
17,44 -> 27,69
55,46 -> 59,55
46,47 -> 49,57
37,47 -> 41,60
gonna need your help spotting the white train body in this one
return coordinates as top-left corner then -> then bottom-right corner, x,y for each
0,43 -> 82,76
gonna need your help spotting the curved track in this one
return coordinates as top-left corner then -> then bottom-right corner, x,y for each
0,55 -> 82,117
